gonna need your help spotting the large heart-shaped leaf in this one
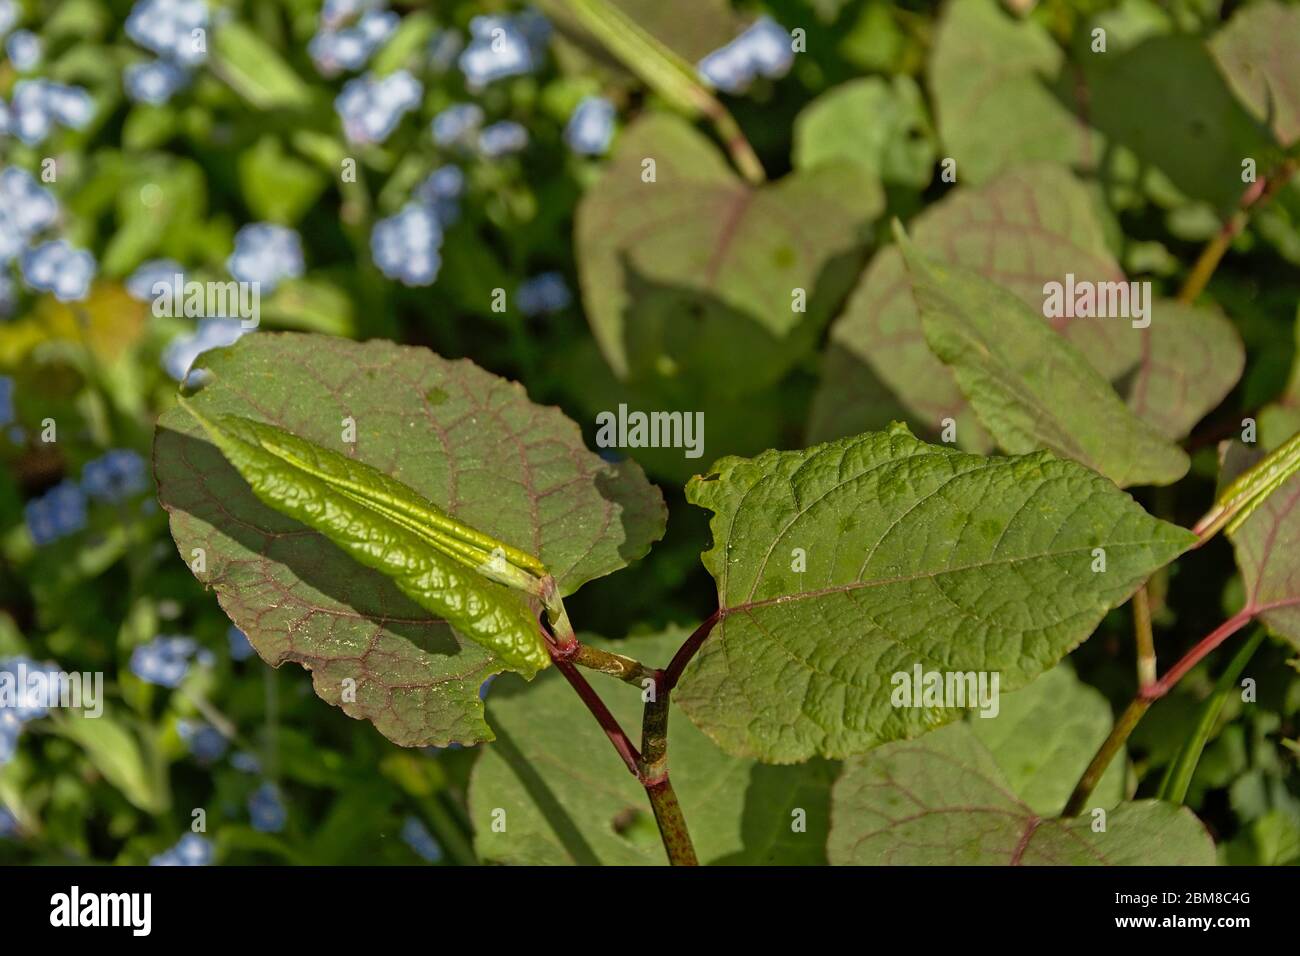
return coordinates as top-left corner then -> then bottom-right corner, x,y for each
575,113 -> 880,395
468,631 -> 837,865
901,232 -> 1191,487
675,424 -> 1195,763
813,165 -> 1243,452
154,333 -> 665,748
1211,0 -> 1300,148
827,722 -> 1215,865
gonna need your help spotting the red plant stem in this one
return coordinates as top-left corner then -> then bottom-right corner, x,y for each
546,632 -> 698,864
1140,608 -> 1256,700
664,609 -> 721,689
1063,606 -> 1258,816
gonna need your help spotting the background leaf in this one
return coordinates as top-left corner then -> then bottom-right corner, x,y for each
928,0 -> 1094,185
575,112 -> 880,395
815,165 -> 1124,451
1259,310 -> 1300,450
826,720 -> 1215,865
902,233 -> 1190,487
1228,471 -> 1300,649
1083,34 -> 1276,214
210,22 -> 313,111
1211,0 -> 1300,148
816,166 -> 1243,450
793,76 -> 936,190
966,664 -> 1125,815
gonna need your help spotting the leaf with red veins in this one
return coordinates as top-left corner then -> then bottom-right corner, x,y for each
576,112 -> 880,397
1230,470 -> 1300,648
828,722 -> 1215,865
816,164 -> 1244,452
154,332 -> 665,747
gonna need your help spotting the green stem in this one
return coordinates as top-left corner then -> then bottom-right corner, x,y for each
1062,697 -> 1151,817
642,677 -> 695,865
644,777 -> 698,866
1133,583 -> 1156,689
638,670 -> 697,865
1062,608 -> 1257,816
1177,157 -> 1297,305
1158,629 -> 1265,805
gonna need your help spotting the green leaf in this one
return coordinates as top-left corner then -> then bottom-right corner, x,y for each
792,77 -> 936,190
237,137 -> 327,226
121,103 -> 178,152
816,167 -> 1243,452
899,227 -> 1190,487
210,22 -> 313,111
817,164 -> 1125,453
675,424 -> 1195,763
1227,468 -> 1300,649
260,278 -> 356,337
47,710 -> 168,815
544,0 -> 740,99
178,400 -> 552,678
469,630 -> 838,865
827,722 -> 1215,865
369,11 -> 436,76
552,0 -> 740,66
967,664 -> 1125,816
561,339 -> 794,485
154,333 -> 665,747
1124,300 -> 1244,442
805,342 -> 912,447
1211,0 -> 1300,148
1083,34 -> 1277,214
576,113 -> 879,395
101,156 -> 208,276
1259,309 -> 1300,451
1202,429 -> 1300,541
928,0 -> 1095,185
